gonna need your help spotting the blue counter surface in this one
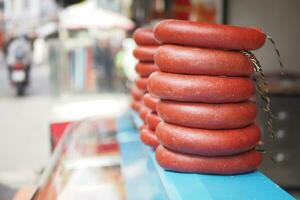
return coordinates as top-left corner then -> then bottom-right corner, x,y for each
117,111 -> 295,200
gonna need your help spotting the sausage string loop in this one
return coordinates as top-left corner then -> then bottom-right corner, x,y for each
266,34 -> 284,76
241,50 -> 276,139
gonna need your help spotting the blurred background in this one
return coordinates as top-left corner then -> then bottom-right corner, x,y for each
0,0 -> 299,199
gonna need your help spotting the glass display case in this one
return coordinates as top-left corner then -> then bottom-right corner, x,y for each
33,117 -> 126,200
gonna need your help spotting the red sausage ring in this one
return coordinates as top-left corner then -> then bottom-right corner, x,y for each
154,19 -> 265,50
156,122 -> 260,156
133,28 -> 160,46
139,124 -> 147,131
148,71 -> 255,103
157,100 -> 257,129
155,45 -> 254,76
131,100 -> 142,112
135,78 -> 148,91
156,145 -> 262,174
133,46 -> 158,62
140,128 -> 160,148
135,62 -> 159,77
146,112 -> 161,131
143,93 -> 159,111
139,106 -> 151,122
131,86 -> 145,101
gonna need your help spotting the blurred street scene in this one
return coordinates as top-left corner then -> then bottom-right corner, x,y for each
0,63 -> 51,197
0,0 -> 300,199
0,1 -> 133,198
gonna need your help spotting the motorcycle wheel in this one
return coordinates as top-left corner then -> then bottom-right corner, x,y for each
16,83 -> 26,96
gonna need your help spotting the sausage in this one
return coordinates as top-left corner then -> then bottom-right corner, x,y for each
140,127 -> 160,148
146,112 -> 161,131
131,86 -> 145,101
148,71 -> 255,103
133,28 -> 160,46
157,100 -> 257,129
143,93 -> 159,111
131,100 -> 142,112
135,78 -> 148,91
139,106 -> 151,122
155,45 -> 254,76
135,62 -> 159,77
133,46 -> 158,62
156,145 -> 262,174
156,122 -> 260,156
139,124 -> 147,131
154,19 -> 266,50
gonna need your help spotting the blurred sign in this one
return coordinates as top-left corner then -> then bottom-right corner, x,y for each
173,0 -> 224,23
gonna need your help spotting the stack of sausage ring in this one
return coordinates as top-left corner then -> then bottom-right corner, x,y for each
132,28 -> 161,149
147,19 -> 267,175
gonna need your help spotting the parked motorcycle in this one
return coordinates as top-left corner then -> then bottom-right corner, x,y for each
6,35 -> 32,96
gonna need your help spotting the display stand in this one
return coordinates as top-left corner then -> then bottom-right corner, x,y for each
117,110 -> 295,200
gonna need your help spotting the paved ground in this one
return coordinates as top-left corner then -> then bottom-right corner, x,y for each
0,62 -> 52,199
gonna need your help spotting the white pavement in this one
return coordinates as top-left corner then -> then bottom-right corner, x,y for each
0,63 -> 52,198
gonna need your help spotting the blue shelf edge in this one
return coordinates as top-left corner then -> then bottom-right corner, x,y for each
117,110 -> 295,200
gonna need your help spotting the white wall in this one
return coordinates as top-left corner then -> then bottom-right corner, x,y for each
227,0 -> 300,73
